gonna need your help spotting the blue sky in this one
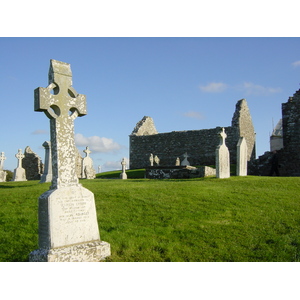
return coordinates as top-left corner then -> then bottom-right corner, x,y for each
1,37 -> 300,172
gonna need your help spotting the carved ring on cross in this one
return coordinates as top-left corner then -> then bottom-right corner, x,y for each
42,83 -> 80,120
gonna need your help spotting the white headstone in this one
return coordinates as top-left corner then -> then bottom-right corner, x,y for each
81,146 -> 96,179
216,128 -> 230,178
181,152 -> 190,166
236,137 -> 248,176
120,157 -> 127,179
12,149 -> 27,181
29,59 -> 110,262
0,152 -> 7,182
40,141 -> 53,183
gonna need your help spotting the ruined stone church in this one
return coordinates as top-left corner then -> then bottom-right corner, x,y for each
129,99 -> 256,169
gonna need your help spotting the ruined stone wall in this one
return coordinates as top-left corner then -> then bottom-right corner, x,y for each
23,146 -> 43,180
129,99 -> 256,170
280,90 -> 300,175
231,99 -> 256,161
249,88 -> 300,176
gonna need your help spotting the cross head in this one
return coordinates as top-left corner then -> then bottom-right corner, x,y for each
219,127 -> 227,145
83,146 -> 92,157
34,59 -> 87,189
15,149 -> 25,168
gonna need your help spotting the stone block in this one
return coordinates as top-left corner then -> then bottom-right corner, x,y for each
29,241 -> 110,262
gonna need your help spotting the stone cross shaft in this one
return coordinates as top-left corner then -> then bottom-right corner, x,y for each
0,152 -> 6,170
34,59 -> 87,189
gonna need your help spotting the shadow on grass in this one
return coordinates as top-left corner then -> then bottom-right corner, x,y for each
0,182 -> 44,189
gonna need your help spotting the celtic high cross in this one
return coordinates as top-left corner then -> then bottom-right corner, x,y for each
34,59 -> 87,189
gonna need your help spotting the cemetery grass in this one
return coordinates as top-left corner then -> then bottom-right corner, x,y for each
1,177 -> 300,262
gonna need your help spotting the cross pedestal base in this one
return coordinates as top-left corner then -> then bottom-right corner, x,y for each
29,240 -> 111,262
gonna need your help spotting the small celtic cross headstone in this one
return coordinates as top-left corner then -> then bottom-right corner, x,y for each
120,157 -> 127,179
12,149 -> 27,181
181,152 -> 190,166
0,152 -> 7,182
0,152 -> 6,170
81,146 -> 96,179
16,149 -> 25,168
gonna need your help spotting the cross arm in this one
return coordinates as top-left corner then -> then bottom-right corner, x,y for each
34,83 -> 60,119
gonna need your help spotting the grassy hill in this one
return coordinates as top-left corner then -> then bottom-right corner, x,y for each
1,175 -> 300,262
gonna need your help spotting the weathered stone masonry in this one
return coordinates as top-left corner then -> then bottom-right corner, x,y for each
129,99 -> 256,170
249,88 -> 300,176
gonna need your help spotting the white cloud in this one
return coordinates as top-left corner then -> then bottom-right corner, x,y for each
75,133 -> 121,153
101,158 -> 129,172
292,60 -> 300,67
199,82 -> 228,93
183,111 -> 205,120
240,82 -> 282,96
103,161 -> 122,171
32,129 -> 48,135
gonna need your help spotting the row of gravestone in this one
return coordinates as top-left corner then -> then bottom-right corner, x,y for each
40,145 -> 128,181
0,149 -> 27,182
147,128 -> 248,178
149,152 -> 190,166
0,144 -> 97,182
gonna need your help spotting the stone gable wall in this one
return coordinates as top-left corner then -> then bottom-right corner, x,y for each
129,99 -> 256,170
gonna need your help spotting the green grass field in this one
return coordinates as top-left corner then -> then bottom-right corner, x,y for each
1,175 -> 300,262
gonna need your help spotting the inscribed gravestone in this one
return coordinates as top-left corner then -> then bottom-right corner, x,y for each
81,146 -> 96,179
29,59 -> 110,262
120,157 -> 127,179
236,137 -> 248,176
40,141 -> 52,183
12,149 -> 27,181
0,152 -> 7,182
216,128 -> 230,178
